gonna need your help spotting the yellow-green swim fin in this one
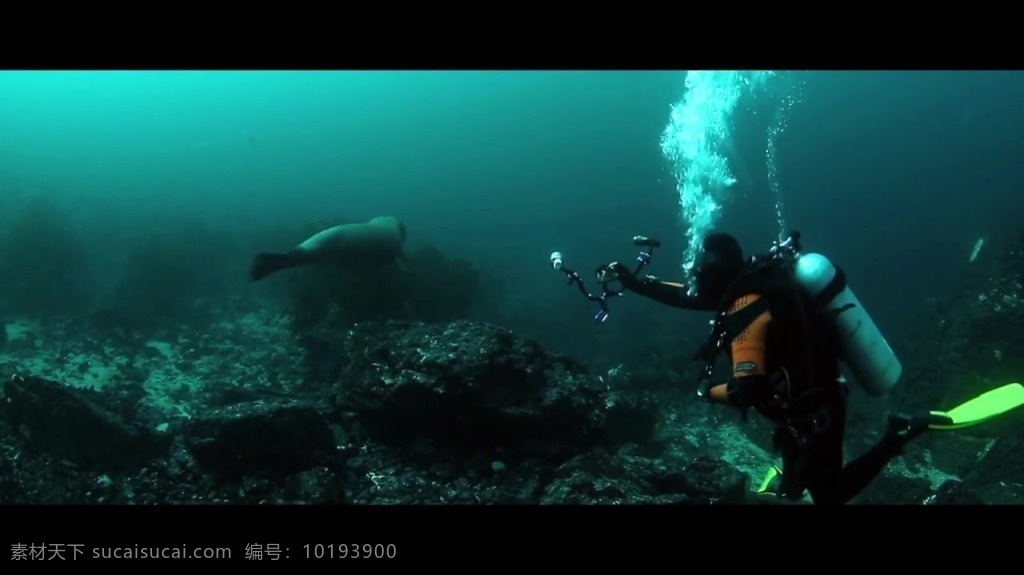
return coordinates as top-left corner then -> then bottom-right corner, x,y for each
928,382 -> 1024,430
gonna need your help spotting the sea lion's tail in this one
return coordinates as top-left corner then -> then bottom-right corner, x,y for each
249,252 -> 299,282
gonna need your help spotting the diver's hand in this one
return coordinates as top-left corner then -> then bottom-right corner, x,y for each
697,379 -> 715,399
600,261 -> 636,287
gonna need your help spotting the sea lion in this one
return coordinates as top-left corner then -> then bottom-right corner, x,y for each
249,216 -> 408,282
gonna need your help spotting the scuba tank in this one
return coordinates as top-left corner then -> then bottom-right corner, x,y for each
791,249 -> 903,397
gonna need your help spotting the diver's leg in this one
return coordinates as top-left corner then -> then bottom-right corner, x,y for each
806,414 -> 927,504
770,427 -> 812,500
796,410 -> 847,504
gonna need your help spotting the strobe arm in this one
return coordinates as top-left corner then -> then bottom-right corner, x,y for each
549,235 -> 660,323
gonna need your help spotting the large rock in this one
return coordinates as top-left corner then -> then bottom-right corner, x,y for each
852,474 -> 934,505
182,400 -> 338,480
541,449 -> 748,504
1,375 -> 169,472
324,320 -> 625,464
895,228 -> 1024,415
962,434 -> 1024,495
926,480 -> 985,504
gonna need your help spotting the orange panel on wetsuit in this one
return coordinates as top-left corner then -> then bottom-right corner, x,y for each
709,294 -> 771,403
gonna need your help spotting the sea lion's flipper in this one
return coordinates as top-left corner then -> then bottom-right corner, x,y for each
395,255 -> 410,272
249,252 -> 300,282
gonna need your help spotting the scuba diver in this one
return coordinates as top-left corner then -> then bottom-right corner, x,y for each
553,231 -> 1024,504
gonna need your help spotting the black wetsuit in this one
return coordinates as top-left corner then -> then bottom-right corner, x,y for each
622,261 -> 909,504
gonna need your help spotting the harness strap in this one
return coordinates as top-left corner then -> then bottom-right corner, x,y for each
812,265 -> 846,307
697,296 -> 770,382
722,297 -> 771,348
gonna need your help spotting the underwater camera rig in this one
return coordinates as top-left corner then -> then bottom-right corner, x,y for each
550,230 -> 803,323
549,235 -> 660,323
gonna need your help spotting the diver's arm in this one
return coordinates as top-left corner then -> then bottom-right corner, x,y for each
629,278 -> 693,307
610,263 -> 716,311
708,373 -> 773,408
708,297 -> 776,409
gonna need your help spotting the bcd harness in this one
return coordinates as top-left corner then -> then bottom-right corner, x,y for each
694,259 -> 853,441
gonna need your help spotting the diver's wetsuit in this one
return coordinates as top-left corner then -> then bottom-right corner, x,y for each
715,291 -> 907,504
623,266 -> 910,505
612,276 -> 718,312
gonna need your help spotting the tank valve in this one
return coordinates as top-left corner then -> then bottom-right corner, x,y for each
550,251 -> 563,270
